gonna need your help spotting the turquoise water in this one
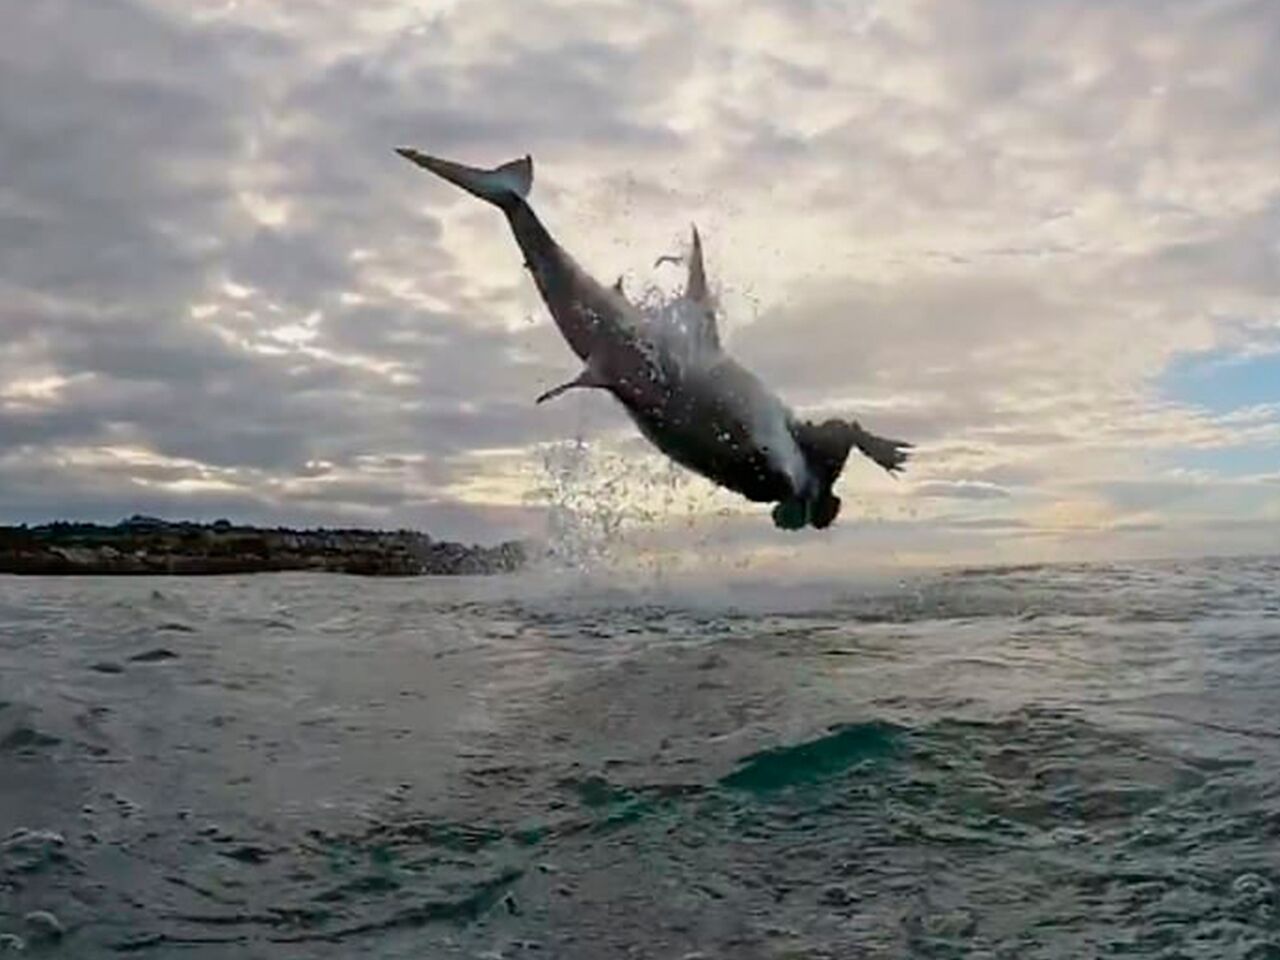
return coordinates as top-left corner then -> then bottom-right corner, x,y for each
1,557 -> 1278,957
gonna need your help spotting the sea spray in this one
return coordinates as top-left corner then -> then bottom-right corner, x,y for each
527,434 -> 759,581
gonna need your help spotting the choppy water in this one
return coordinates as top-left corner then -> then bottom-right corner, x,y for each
2,557 -> 1279,958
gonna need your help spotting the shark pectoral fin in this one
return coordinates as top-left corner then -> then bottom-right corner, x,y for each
534,381 -> 579,404
535,366 -> 610,404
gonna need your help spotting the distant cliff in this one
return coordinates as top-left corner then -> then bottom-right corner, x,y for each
0,517 -> 527,576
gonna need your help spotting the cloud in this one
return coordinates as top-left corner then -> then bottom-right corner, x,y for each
913,480 -> 1012,501
0,0 -> 1276,560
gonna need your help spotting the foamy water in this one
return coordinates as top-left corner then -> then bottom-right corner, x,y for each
2,556 -> 1278,957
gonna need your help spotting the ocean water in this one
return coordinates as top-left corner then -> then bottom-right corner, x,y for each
1,557 -> 1278,958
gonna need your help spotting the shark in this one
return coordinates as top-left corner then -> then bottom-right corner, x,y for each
396,149 -> 911,529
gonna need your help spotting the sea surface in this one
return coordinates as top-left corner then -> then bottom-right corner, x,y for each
1,557 -> 1278,958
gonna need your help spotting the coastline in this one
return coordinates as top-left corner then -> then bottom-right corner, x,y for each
0,517 -> 527,577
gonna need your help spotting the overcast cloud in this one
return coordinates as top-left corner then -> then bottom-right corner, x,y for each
1,0 -> 1276,563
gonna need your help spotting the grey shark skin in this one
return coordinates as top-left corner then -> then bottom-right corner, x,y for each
396,148 -> 911,529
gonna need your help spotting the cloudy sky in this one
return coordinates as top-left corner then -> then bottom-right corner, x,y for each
2,0 -> 1277,566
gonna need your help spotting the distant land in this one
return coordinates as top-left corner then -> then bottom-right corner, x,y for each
0,516 -> 527,576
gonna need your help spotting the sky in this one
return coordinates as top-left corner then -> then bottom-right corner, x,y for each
1,0 -> 1278,567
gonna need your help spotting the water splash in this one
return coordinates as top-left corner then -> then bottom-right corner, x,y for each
525,272 -> 785,581
528,436 -> 681,575
634,276 -> 807,495
527,433 -> 756,582
531,436 -> 630,573
631,282 -> 720,373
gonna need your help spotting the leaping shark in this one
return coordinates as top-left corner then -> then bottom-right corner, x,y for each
396,149 -> 911,529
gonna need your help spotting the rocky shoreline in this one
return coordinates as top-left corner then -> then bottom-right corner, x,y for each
0,517 -> 526,576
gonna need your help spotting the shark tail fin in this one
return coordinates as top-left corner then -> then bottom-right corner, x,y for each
396,149 -> 533,208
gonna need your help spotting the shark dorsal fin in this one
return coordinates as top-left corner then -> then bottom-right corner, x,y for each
684,224 -> 720,352
685,225 -> 708,304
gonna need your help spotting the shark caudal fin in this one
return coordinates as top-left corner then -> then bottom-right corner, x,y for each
396,148 -> 533,208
